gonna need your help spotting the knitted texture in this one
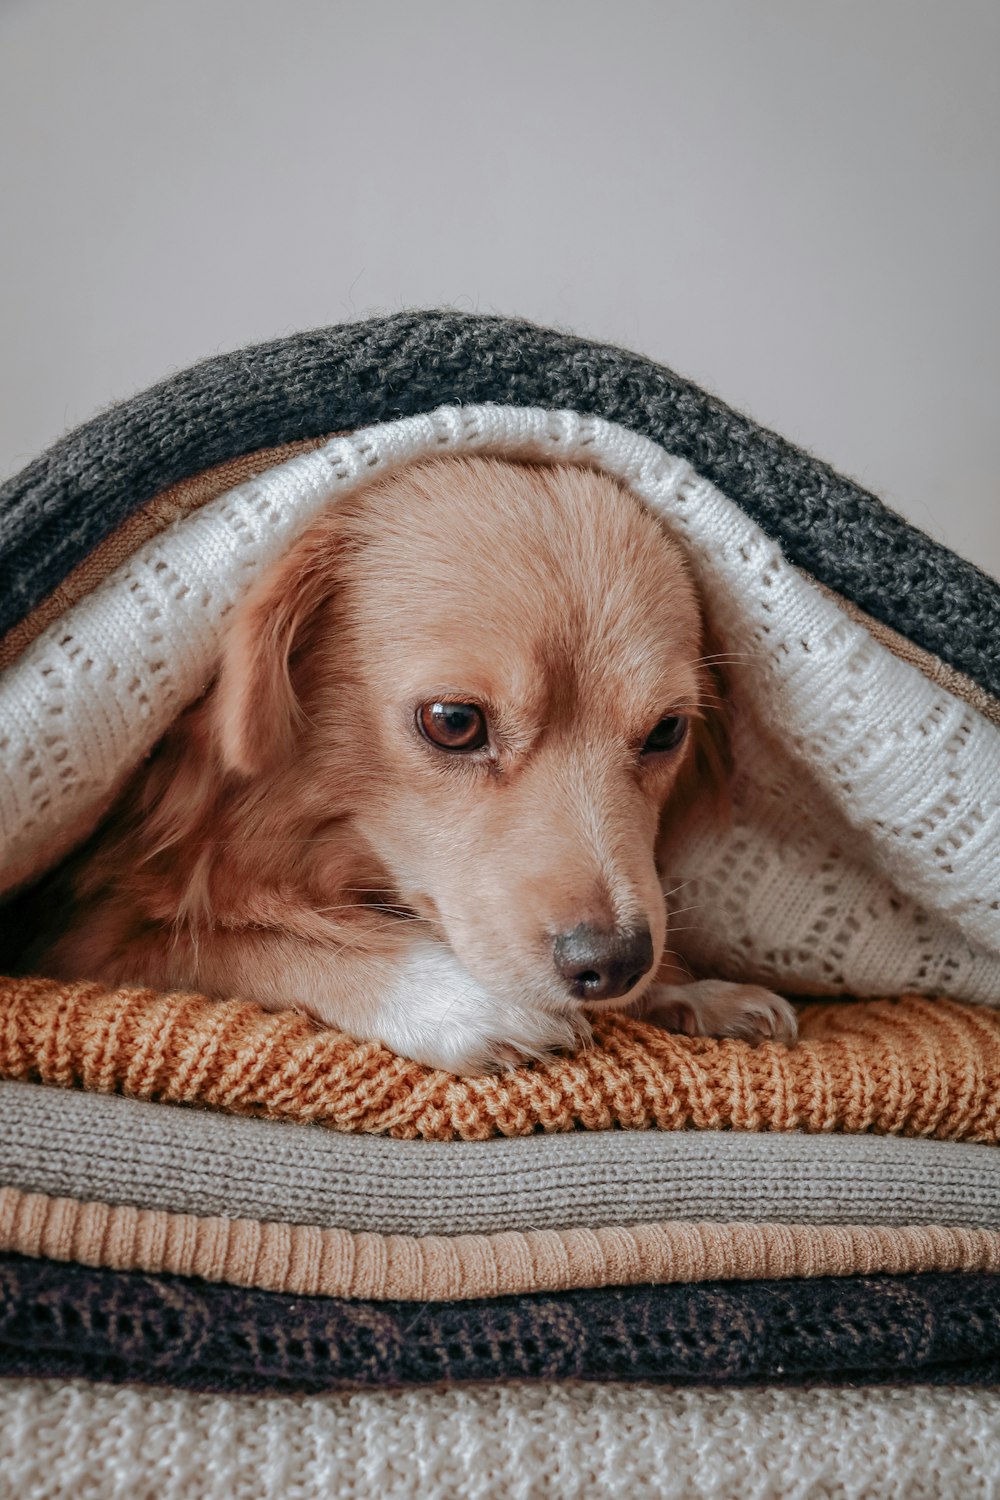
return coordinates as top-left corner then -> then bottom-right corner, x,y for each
3,312 -> 999,697
4,408 -> 1000,1009
1,1254 -> 998,1390
2,978 -> 998,1141
0,437 -> 324,672
6,1081 -> 999,1234
2,1380 -> 998,1500
4,1187 -> 1000,1301
815,583 -> 1000,728
5,438 -> 999,738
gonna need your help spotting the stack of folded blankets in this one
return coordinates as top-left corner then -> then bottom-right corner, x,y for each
1,312 -> 998,1499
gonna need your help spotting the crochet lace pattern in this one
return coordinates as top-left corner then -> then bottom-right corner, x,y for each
1,977 -> 997,1142
4,407 -> 1000,1004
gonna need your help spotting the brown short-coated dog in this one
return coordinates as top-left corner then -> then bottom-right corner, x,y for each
33,457 -> 797,1072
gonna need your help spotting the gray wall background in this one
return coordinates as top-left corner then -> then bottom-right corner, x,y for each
2,0 -> 998,577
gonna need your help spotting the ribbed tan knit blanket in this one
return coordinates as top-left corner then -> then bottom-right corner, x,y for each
4,1186 -> 999,1300
2,977 -> 997,1142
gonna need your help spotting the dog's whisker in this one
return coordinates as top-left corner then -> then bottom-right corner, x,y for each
341,890 -> 468,925
309,903 -> 390,917
690,652 -> 760,665
345,885 -> 418,893
660,879 -> 699,901
147,837 -> 356,848
311,902 -> 453,928
658,947 -> 696,979
692,659 -> 753,668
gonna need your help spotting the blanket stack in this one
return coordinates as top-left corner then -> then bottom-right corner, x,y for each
1,312 -> 998,1499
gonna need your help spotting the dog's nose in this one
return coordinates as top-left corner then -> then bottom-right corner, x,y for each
552,923 -> 655,1001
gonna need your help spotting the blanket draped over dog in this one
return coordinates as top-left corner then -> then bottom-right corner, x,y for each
2,370 -> 999,1003
1,313 -> 998,1468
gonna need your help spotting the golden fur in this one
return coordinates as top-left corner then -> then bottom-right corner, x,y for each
30,458 -> 796,1071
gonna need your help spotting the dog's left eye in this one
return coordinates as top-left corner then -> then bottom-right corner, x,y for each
418,702 -> 489,752
642,714 -> 688,755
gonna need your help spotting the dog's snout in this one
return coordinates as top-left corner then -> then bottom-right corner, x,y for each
552,923 -> 655,1001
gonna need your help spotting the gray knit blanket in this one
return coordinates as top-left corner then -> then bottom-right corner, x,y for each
3,311 -> 999,687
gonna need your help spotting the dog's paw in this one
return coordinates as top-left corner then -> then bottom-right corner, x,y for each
642,979 -> 798,1046
376,939 -> 589,1074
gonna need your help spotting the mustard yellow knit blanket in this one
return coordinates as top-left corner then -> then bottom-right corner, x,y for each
1,977 -> 997,1142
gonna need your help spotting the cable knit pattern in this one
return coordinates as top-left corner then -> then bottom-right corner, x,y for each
4,1187 -> 1000,1300
2,406 -> 1000,1005
1,1255 -> 998,1389
1,978 -> 998,1142
2,1378 -> 998,1500
3,313 -> 998,699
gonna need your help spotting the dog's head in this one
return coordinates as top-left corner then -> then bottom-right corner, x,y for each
212,456 -> 728,1014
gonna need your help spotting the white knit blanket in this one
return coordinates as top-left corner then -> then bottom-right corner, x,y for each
2,405 -> 999,1001
1,1377 -> 997,1500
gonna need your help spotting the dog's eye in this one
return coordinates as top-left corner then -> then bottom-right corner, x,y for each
642,714 -> 688,755
418,702 -> 489,752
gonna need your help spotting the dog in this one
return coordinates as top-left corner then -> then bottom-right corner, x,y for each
29,455 -> 797,1072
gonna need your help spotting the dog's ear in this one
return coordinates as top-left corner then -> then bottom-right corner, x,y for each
657,621 -> 733,854
688,645 -> 733,807
213,514 -> 340,778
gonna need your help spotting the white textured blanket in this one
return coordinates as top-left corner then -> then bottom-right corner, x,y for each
1,1378 -> 997,1500
2,406 -> 999,999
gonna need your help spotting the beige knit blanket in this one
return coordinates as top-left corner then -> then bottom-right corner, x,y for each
3,1185 -> 999,1301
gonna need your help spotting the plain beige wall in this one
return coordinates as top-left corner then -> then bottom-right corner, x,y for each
2,0 -> 998,577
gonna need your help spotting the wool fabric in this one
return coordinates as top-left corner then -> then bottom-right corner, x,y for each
1,1254 -> 998,1390
813,581 -> 1000,727
4,1187 -> 1000,1302
0,437 -> 326,672
3,313 -> 998,697
5,441 -> 998,738
3,1378 -> 997,1500
4,406 -> 1000,1009
4,315 -> 999,1488
1,978 -> 998,1142
5,1080 -> 998,1234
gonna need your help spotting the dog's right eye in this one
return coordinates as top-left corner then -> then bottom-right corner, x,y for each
417,702 -> 489,752
641,714 -> 689,755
